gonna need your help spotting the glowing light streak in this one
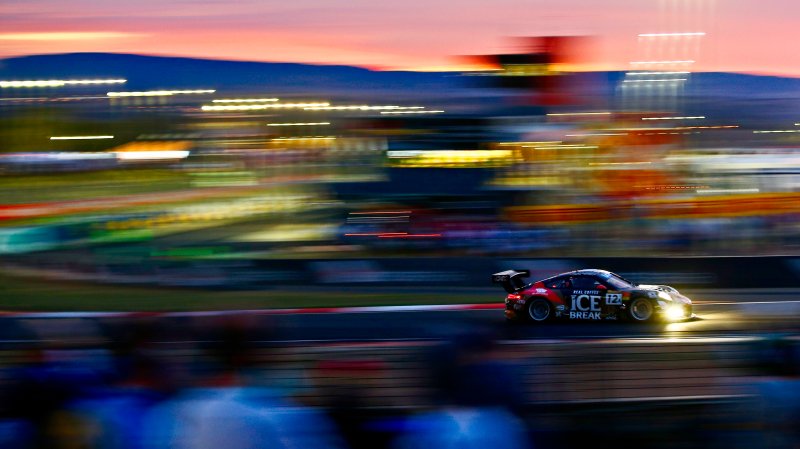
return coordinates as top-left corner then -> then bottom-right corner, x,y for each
565,133 -> 625,137
304,105 -> 424,111
50,135 -> 114,140
202,102 -> 329,111
115,150 -> 190,161
349,211 -> 412,215
642,116 -> 705,121
697,188 -> 761,194
108,89 -> 215,97
623,79 -> 687,83
378,234 -> 442,238
589,162 -> 652,166
380,110 -> 444,115
1,79 -> 126,88
267,122 -> 330,127
271,136 -> 336,141
674,125 -> 738,130
212,98 -> 279,103
546,112 -> 612,117
627,72 -> 691,76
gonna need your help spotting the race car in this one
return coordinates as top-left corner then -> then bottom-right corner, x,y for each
493,269 -> 693,322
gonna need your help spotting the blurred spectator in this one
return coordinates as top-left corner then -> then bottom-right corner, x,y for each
393,328 -> 530,449
8,319 -> 114,449
141,316 -> 345,449
51,320 -> 168,449
749,337 -> 800,449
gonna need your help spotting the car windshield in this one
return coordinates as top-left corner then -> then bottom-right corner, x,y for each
600,272 -> 635,289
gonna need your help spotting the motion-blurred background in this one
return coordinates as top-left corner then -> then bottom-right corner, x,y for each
1,1 -> 800,448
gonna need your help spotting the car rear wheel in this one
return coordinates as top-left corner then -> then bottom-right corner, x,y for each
628,297 -> 655,322
527,298 -> 552,322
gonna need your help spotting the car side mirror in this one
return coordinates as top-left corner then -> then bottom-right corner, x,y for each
597,284 -> 607,291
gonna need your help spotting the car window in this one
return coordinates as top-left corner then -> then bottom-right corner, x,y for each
546,277 -> 569,289
570,276 -> 601,290
603,275 -> 633,289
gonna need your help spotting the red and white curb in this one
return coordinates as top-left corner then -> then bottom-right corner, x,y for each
0,303 -> 504,319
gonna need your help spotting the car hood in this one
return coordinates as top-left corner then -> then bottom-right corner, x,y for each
635,284 -> 692,304
636,284 -> 676,292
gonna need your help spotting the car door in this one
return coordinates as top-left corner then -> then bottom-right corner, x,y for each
565,275 -> 605,320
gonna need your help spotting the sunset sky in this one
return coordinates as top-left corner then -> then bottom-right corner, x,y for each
1,0 -> 798,76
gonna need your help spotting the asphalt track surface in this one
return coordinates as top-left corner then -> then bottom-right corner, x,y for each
115,292 -> 799,343
2,291 -> 798,343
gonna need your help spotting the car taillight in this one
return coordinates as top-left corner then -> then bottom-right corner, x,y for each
507,294 -> 522,300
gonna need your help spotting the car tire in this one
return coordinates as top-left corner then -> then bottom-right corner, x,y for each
527,298 -> 552,322
627,297 -> 655,322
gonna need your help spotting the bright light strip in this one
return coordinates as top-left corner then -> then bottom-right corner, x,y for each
108,89 -> 215,97
380,110 -> 445,115
387,149 -> 511,158
303,105 -> 424,111
266,122 -> 330,127
1,79 -> 126,88
589,161 -> 652,166
202,102 -> 329,111
547,112 -> 612,117
0,152 -> 114,161
63,79 -> 127,85
638,32 -> 705,37
496,141 -> 561,146
623,79 -> 687,83
674,125 -> 738,130
50,135 -> 114,140
271,136 -> 336,141
565,133 -> 624,137
627,71 -> 691,76
642,116 -> 705,121
212,98 -> 279,103
697,188 -> 761,194
630,60 -> 694,65
116,150 -> 190,161
753,130 -> 800,134
529,145 -> 598,150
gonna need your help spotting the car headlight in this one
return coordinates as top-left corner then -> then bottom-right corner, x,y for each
665,304 -> 685,321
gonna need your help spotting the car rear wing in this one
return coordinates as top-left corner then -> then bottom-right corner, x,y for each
492,269 -> 531,293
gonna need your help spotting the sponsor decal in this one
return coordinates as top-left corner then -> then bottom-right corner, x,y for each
569,311 -> 601,319
573,290 -> 600,295
606,293 -> 622,305
536,288 -> 548,294
570,294 -> 602,319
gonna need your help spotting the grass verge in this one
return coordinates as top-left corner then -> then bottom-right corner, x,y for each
0,273 -> 494,312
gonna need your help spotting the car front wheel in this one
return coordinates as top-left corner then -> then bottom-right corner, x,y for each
628,297 -> 655,322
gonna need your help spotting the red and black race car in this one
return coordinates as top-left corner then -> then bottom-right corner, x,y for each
493,269 -> 693,322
